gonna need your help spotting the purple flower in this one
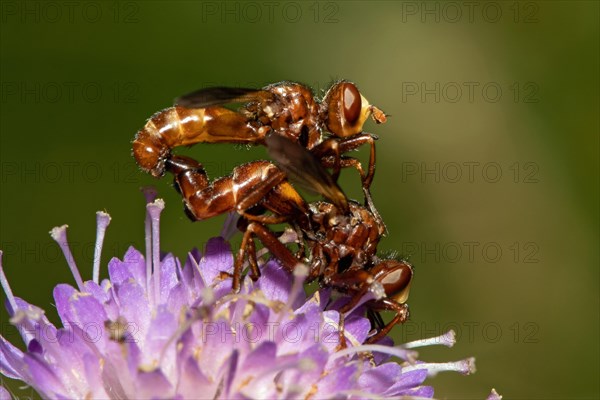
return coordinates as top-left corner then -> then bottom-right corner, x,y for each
1,194 -> 498,399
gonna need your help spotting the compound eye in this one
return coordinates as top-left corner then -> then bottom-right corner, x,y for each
342,83 -> 361,125
375,260 -> 413,304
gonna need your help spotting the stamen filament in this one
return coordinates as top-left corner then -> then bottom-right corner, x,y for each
280,263 -> 308,320
147,199 -> 165,304
331,343 -> 418,362
402,357 -> 476,377
253,357 -> 317,381
50,225 -> 84,291
401,330 -> 456,349
343,289 -> 379,317
142,187 -> 157,298
0,251 -> 18,314
92,211 -> 111,284
220,211 -> 239,240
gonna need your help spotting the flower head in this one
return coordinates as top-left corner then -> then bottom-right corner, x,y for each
0,194 -> 497,399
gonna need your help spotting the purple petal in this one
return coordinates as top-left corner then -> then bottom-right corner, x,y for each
387,368 -> 429,393
112,280 -> 151,336
197,321 -> 237,381
0,334 -> 26,380
234,343 -> 279,399
176,356 -> 212,397
135,368 -> 173,398
0,386 -> 10,400
222,349 -> 239,398
371,336 -> 394,364
53,284 -> 78,326
143,305 -> 177,367
320,310 -> 343,352
159,253 -> 179,301
82,353 -> 109,398
166,282 -> 189,314
182,248 -> 203,294
241,341 -> 277,371
197,238 -> 233,286
83,280 -> 109,304
358,362 -> 402,393
343,314 -> 371,344
83,281 -> 119,321
189,248 -> 202,265
401,385 -> 435,398
257,259 -> 293,304
487,388 -> 503,400
23,352 -> 67,398
11,297 -> 55,346
100,342 -> 138,396
54,285 -> 108,348
289,344 -> 328,386
123,340 -> 144,376
316,363 -> 358,396
108,246 -> 146,286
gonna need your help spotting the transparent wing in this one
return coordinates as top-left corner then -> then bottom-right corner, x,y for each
266,133 -> 349,213
175,87 -> 272,108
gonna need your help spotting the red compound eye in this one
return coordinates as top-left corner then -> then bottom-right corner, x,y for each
342,83 -> 361,125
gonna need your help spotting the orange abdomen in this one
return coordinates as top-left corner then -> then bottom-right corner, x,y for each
132,106 -> 261,177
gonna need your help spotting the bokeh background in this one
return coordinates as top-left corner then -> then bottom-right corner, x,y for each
1,1 -> 598,398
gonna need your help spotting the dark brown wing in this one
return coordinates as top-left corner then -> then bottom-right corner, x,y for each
266,133 -> 349,213
175,87 -> 271,108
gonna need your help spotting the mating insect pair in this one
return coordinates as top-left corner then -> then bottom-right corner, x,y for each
133,81 -> 413,344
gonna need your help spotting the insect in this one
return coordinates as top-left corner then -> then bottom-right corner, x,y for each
132,81 -> 387,210
166,133 -> 413,344
263,133 -> 413,344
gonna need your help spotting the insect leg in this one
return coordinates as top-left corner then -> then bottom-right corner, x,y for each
324,268 -> 374,350
312,133 -> 377,189
364,299 -> 409,344
165,155 -> 237,221
232,221 -> 303,292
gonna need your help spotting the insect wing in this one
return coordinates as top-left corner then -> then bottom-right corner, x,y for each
266,133 -> 349,213
175,87 -> 270,108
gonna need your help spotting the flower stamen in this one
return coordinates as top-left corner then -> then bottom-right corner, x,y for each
402,357 -> 477,377
0,250 -> 18,315
142,187 -> 158,295
147,198 -> 165,304
245,357 -> 318,388
0,200 -> 493,399
92,211 -> 111,284
401,330 -> 456,349
220,211 -> 239,240
330,343 -> 419,362
278,263 -> 308,322
50,225 -> 84,291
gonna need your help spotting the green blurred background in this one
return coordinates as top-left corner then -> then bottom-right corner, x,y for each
1,1 -> 598,398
